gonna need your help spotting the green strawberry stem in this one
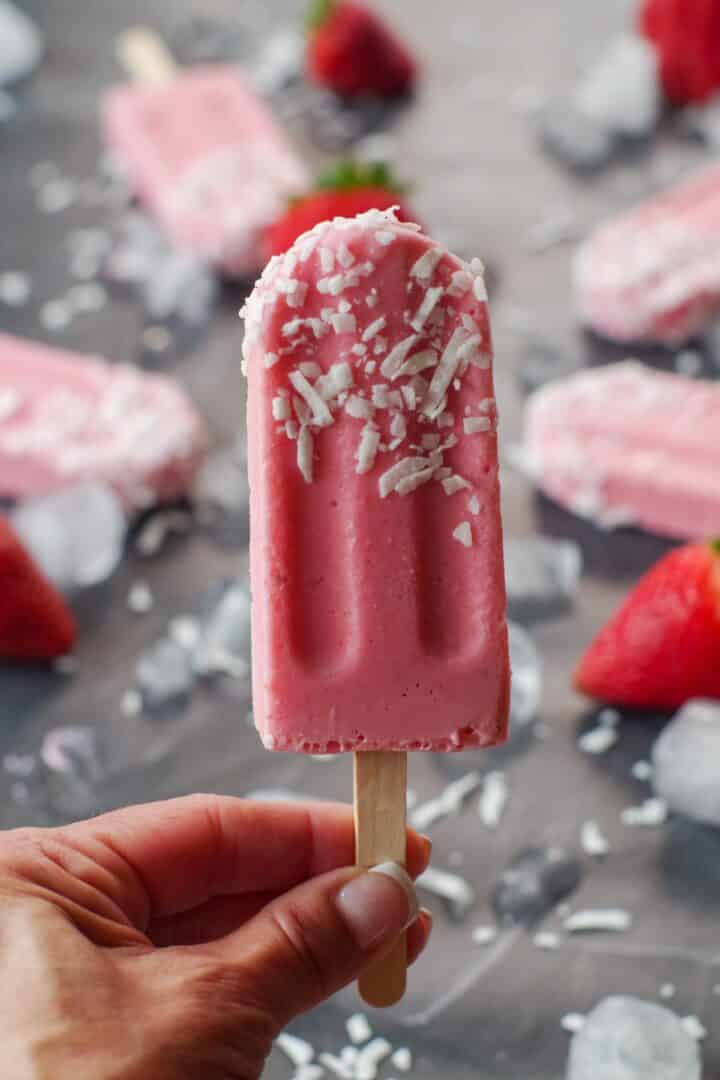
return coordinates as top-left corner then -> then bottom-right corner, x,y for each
306,0 -> 336,32
314,158 -> 408,194
710,538 -> 720,556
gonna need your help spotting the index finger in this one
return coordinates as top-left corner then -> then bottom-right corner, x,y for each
55,795 -> 431,928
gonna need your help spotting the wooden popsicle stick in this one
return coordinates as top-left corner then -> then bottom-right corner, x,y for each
116,27 -> 178,84
354,750 -> 408,1008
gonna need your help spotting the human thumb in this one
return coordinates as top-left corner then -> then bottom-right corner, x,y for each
201,862 -> 419,1029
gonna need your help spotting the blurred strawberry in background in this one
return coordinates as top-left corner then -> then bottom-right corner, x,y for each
306,0 -> 417,99
641,0 -> 720,103
265,159 -> 417,256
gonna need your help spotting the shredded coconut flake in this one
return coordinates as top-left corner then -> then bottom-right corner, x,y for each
375,230 -> 396,246
380,334 -> 418,379
272,396 -> 291,421
453,521 -> 473,547
297,427 -> 314,483
289,371 -> 333,427
442,474 -> 471,495
479,771 -> 507,827
398,348 -> 438,377
363,315 -> 387,342
264,352 -> 279,368
319,247 -> 335,273
331,312 -> 357,334
390,413 -> 407,440
299,361 -> 322,378
411,286 -> 444,331
346,1013 -> 373,1045
411,248 -> 443,281
379,456 -> 434,498
447,269 -> 474,297
276,1033 -> 315,1068
468,495 -> 481,514
346,394 -> 373,420
423,328 -> 467,417
564,908 -> 632,934
581,820 -> 610,858
356,423 -> 380,474
464,416 -> 493,434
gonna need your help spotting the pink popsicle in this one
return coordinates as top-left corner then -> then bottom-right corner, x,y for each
0,333 -> 207,510
575,162 -> 720,344
243,208 -> 510,754
523,361 -> 720,539
103,65 -> 309,276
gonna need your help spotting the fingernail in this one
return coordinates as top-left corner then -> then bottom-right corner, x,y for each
419,834 -> 433,863
336,862 -> 419,950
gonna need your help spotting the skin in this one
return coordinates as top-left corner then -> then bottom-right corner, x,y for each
0,795 -> 431,1079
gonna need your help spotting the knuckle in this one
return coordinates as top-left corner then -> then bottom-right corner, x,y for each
268,901 -> 332,1002
177,956 -> 277,1072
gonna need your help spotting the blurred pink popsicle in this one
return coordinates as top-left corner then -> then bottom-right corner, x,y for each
575,162 -> 720,344
0,333 -> 207,510
243,208 -> 510,754
523,360 -> 720,539
104,33 -> 308,277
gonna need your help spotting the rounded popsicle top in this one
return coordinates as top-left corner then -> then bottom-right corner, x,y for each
242,208 -> 495,501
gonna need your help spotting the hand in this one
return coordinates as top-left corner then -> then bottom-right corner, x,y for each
0,795 -> 432,1079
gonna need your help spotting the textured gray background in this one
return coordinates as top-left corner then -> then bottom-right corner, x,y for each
1,1 -> 719,1076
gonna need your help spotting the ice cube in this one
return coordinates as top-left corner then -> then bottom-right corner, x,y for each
250,27 -> 304,95
105,212 -> 166,284
574,35 -> 661,139
12,484 -> 126,591
41,725 -> 106,819
652,700 -> 720,827
193,442 -> 249,517
491,846 -> 583,927
540,103 -> 615,172
141,250 -> 217,326
505,537 -> 582,622
0,1 -> 43,86
136,637 -> 195,707
193,581 -> 251,679
508,622 -> 542,733
566,996 -> 701,1080
0,270 -> 31,307
516,338 -> 580,394
681,94 -> 720,150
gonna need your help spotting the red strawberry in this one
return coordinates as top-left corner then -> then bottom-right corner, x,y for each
575,541 -> 720,710
264,159 -> 417,257
0,515 -> 76,661
640,0 -> 720,104
306,0 -> 417,99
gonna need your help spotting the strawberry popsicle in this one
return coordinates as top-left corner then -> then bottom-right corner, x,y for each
522,361 -> 720,539
0,333 -> 207,510
243,208 -> 510,754
104,44 -> 309,277
575,162 -> 720,344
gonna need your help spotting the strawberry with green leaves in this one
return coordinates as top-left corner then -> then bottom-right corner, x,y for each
575,541 -> 720,710
264,159 -> 417,257
0,515 -> 76,661
306,0 -> 417,99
